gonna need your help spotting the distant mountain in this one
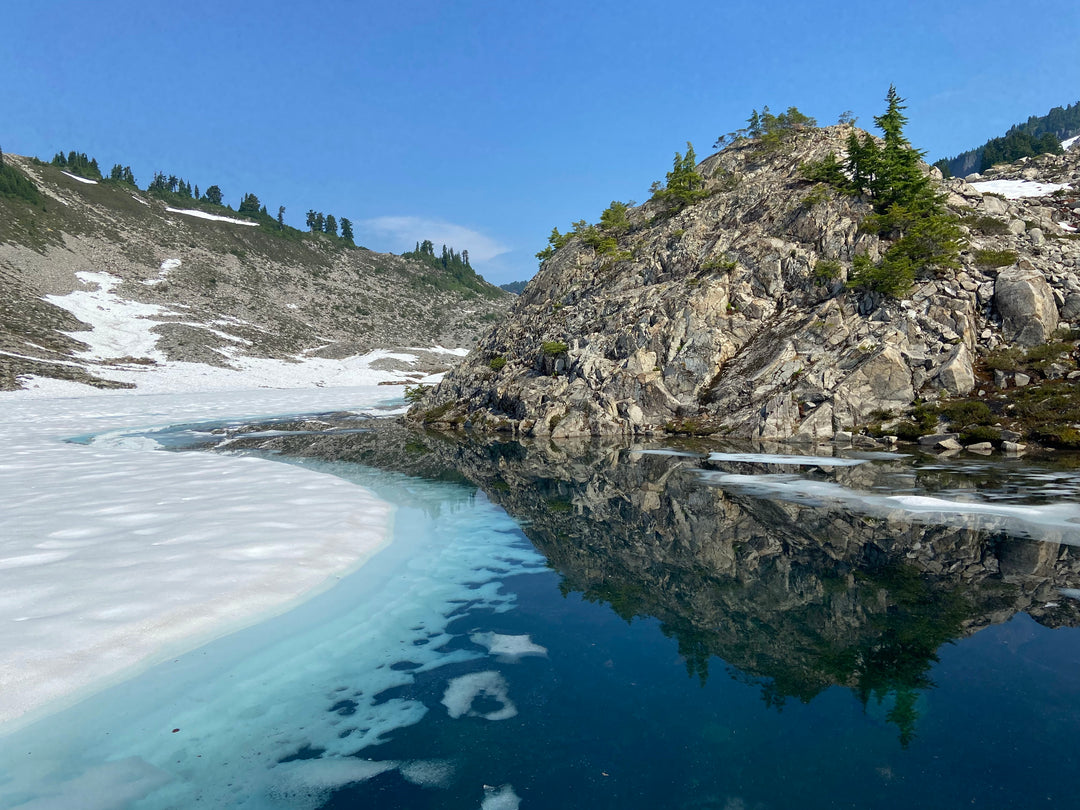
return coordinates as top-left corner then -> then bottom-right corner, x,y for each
499,280 -> 529,295
0,153 -> 510,391
936,101 -> 1080,178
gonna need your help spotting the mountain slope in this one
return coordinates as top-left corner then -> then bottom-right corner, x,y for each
409,125 -> 1080,442
937,101 -> 1080,178
0,155 -> 510,391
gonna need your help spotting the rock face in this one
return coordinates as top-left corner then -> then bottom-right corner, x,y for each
412,125 -> 1080,439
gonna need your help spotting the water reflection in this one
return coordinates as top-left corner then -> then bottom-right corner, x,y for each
197,418 -> 1080,747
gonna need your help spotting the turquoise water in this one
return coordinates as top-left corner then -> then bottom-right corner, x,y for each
6,416 -> 1080,809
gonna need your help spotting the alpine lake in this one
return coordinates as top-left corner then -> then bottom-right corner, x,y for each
8,410 -> 1080,810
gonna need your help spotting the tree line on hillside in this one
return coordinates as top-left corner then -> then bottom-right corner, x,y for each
935,100 -> 1080,177
401,239 -> 497,297
305,210 -> 354,243
24,146 -> 360,247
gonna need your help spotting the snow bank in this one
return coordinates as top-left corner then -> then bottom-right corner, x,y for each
0,386 -> 404,728
165,206 -> 260,226
1063,135 -> 1079,151
969,179 -> 1070,199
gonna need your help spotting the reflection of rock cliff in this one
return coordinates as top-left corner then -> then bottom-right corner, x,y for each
204,420 -> 1080,742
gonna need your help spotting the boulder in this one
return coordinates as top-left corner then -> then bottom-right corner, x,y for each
995,264 -> 1059,346
932,344 -> 975,396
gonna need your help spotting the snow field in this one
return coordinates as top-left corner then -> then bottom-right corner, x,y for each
31,270 -> 450,395
968,178 -> 1071,199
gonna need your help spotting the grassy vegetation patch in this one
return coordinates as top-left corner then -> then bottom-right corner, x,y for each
973,249 -> 1017,268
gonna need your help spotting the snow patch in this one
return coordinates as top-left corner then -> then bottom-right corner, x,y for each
165,207 -> 259,226
143,258 -> 181,286
60,171 -> 98,185
969,179 -> 1070,199
131,194 -> 150,206
45,271 -> 174,361
1063,135 -> 1079,151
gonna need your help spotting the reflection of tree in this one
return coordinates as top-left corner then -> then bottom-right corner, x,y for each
199,421 -> 1080,747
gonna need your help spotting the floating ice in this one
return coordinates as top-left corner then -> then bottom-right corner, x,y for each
707,451 -> 868,467
631,449 -> 705,458
471,631 -> 548,661
267,759 -> 397,810
400,759 -> 456,788
481,784 -> 522,810
442,671 -> 518,720
699,471 -> 1080,545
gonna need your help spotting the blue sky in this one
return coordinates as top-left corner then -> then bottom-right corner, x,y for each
3,0 -> 1077,285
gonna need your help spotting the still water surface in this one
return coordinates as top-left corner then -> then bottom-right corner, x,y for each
5,413 -> 1080,809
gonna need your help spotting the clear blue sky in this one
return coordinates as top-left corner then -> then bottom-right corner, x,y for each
3,0 -> 1077,284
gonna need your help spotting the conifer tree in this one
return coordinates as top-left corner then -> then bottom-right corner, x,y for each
278,206 -> 286,230
315,212 -> 325,232
325,214 -> 337,236
340,217 -> 354,244
204,185 -> 223,206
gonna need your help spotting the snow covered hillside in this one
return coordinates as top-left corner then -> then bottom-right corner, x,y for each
0,153 -> 509,393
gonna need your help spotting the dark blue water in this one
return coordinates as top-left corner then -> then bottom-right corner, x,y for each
6,415 -> 1080,809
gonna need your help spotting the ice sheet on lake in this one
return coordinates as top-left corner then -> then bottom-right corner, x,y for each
707,451 -> 869,467
700,470 -> 1080,545
0,386 -> 414,728
0,429 -> 545,808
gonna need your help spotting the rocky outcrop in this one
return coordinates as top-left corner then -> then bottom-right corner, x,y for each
411,126 -> 1080,439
